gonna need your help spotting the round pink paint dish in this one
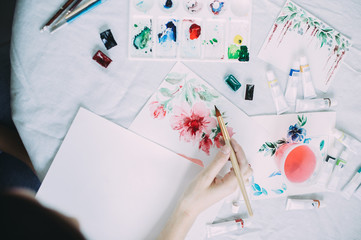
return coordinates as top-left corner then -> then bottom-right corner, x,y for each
275,143 -> 318,184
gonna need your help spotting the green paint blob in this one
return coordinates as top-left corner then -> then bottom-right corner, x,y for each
134,24 -> 138,27
213,38 -> 218,43
210,40 -> 213,44
133,27 -> 151,50
228,44 -> 240,59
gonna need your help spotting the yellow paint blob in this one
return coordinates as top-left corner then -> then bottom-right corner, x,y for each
233,35 -> 243,45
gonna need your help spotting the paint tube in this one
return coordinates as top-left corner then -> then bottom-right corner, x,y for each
286,198 -> 325,210
295,98 -> 337,113
341,167 -> 361,200
327,150 -> 348,191
300,56 -> 317,99
317,142 -> 344,187
266,71 -> 289,115
354,186 -> 361,201
284,61 -> 300,107
206,218 -> 250,238
332,128 -> 361,154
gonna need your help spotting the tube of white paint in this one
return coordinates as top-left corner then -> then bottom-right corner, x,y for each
327,150 -> 349,191
266,70 -> 289,115
317,142 -> 344,187
300,56 -> 317,99
342,167 -> 361,200
332,128 -> 361,154
286,198 -> 325,210
284,61 -> 300,107
295,98 -> 337,112
354,186 -> 361,201
206,218 -> 251,238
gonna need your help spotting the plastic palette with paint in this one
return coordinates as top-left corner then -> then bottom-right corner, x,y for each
129,0 -> 252,62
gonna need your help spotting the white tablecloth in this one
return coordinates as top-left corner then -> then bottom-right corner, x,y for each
11,0 -> 361,239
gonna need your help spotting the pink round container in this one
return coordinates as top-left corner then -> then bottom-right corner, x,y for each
275,143 -> 319,184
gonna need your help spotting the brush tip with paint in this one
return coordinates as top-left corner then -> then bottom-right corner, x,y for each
214,106 -> 221,117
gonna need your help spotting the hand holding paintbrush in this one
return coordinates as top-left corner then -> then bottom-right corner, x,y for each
215,106 -> 254,216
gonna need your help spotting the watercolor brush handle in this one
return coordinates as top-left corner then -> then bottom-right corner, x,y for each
67,0 -> 83,15
41,0 -> 76,32
215,106 -> 253,217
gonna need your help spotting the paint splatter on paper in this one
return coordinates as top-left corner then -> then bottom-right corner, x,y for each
258,0 -> 352,92
203,20 -> 225,59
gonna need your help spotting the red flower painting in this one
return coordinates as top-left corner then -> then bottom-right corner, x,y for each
149,101 -> 166,119
170,102 -> 217,143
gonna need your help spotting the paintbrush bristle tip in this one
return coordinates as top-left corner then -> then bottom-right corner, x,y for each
214,106 -> 221,117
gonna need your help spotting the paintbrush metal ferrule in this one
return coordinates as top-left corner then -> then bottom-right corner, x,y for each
40,0 -> 76,32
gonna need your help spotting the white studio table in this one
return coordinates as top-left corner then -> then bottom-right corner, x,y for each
10,0 -> 361,239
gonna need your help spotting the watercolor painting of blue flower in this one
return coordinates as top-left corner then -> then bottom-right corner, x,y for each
287,123 -> 307,142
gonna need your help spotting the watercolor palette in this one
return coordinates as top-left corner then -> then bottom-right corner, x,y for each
129,0 -> 252,62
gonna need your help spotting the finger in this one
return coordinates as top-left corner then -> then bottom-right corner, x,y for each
201,145 -> 231,184
242,166 -> 253,180
230,138 -> 248,167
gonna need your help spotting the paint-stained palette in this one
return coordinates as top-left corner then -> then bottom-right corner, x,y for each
129,0 -> 252,62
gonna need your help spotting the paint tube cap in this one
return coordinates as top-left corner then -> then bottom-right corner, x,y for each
266,71 -> 276,81
300,56 -> 308,65
329,98 -> 337,107
332,128 -> 344,141
292,61 -> 300,70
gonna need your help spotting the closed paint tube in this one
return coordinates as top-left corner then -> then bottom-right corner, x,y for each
317,142 -> 344,187
286,198 -> 325,210
206,218 -> 250,238
300,56 -> 317,99
342,167 -> 361,200
332,128 -> 361,154
266,70 -> 289,115
327,150 -> 348,191
284,61 -> 300,107
354,186 -> 361,201
295,98 -> 337,112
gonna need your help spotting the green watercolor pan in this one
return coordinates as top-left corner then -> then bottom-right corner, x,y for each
129,0 -> 252,62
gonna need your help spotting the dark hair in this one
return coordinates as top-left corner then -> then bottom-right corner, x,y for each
0,192 -> 86,240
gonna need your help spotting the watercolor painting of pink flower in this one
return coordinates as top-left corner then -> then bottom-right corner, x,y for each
199,134 -> 213,155
170,102 -> 217,143
149,101 -> 166,119
214,127 -> 235,148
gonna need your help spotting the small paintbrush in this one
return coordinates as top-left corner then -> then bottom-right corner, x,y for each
215,106 -> 253,217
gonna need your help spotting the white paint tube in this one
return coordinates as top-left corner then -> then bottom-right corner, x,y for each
284,61 -> 300,107
295,98 -> 337,113
354,185 -> 361,201
317,142 -> 344,187
332,128 -> 361,154
327,150 -> 348,191
286,198 -> 325,210
266,70 -> 289,115
206,218 -> 251,238
300,56 -> 317,99
342,167 -> 361,200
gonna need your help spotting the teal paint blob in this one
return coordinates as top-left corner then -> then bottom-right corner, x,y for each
133,27 -> 151,49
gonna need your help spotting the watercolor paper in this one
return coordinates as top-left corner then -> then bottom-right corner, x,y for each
258,0 -> 352,92
128,0 -> 252,62
130,62 -> 269,171
250,112 -> 336,199
36,108 -> 223,240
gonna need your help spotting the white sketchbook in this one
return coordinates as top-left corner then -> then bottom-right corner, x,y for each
36,107 -> 223,240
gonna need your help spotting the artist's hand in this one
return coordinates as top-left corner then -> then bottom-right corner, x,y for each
180,138 -> 253,217
158,139 -> 253,240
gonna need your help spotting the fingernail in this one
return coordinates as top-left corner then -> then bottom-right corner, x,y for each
221,145 -> 230,154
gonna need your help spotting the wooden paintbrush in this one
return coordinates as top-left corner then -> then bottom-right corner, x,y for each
215,106 -> 253,217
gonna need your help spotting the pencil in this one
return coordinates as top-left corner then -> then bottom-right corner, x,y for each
215,106 -> 253,217
40,0 -> 76,32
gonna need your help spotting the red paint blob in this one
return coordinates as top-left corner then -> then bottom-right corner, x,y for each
189,24 -> 201,40
283,145 -> 316,183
